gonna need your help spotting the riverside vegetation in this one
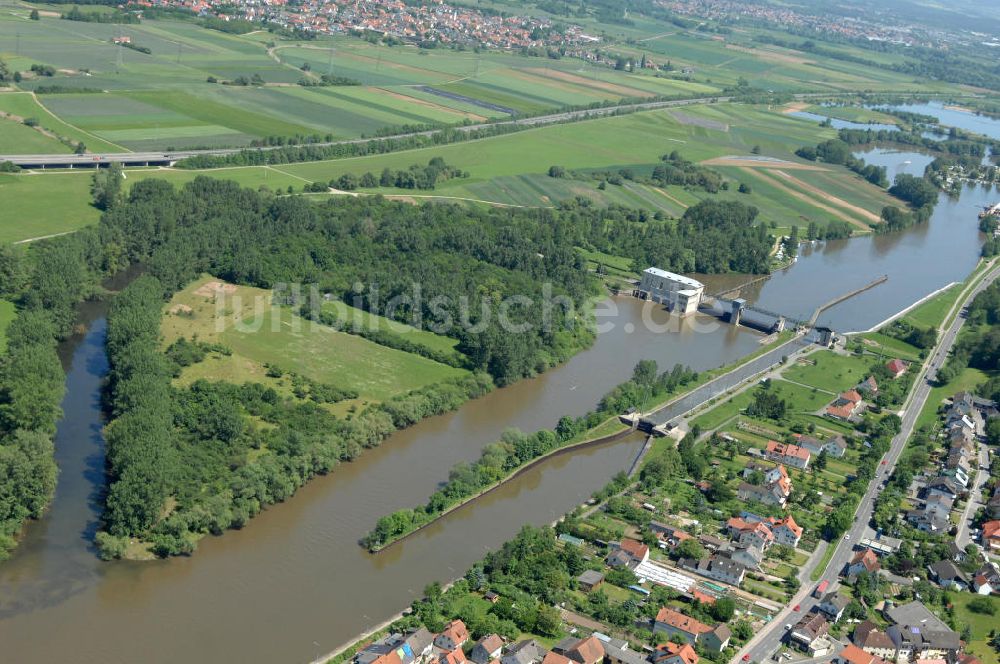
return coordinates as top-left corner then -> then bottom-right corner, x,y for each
78,173 -> 771,557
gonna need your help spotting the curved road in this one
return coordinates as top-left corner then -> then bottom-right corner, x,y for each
734,260 -> 1000,664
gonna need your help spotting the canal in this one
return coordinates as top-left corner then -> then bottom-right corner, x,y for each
0,143 -> 997,663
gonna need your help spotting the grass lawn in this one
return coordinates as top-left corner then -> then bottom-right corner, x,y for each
0,172 -> 102,243
950,593 -> 1000,664
0,115 -> 72,153
161,275 -> 468,403
0,299 -> 15,353
903,283 -> 963,329
782,351 -> 871,394
857,332 -> 923,363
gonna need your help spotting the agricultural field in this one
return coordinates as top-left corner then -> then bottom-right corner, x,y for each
0,9 -> 728,150
161,275 -> 468,406
0,102 -> 906,242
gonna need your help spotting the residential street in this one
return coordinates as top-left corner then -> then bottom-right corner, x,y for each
733,262 -> 1000,664
956,444 -> 991,549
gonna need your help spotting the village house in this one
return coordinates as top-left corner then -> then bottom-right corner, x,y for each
542,653 -> 571,664
608,538 -> 649,567
971,562 -> 1000,594
886,359 -> 909,379
852,621 -> 897,661
434,620 -> 470,652
883,602 -> 961,663
552,636 -> 604,664
651,642 -> 698,664
857,376 -> 879,396
470,635 -> 504,664
927,560 -> 968,591
737,461 -> 792,507
846,549 -> 880,579
652,608 -> 730,652
725,517 -> 774,550
501,640 -> 544,664
602,642 -> 648,664
649,522 -> 693,550
788,613 -> 830,654
731,545 -> 765,570
765,440 -> 811,470
827,390 -> 865,421
983,520 -> 1000,552
680,554 -> 746,586
837,644 -> 888,664
815,591 -> 850,622
355,628 -> 435,664
925,476 -> 960,501
769,515 -> 804,547
794,433 -> 848,458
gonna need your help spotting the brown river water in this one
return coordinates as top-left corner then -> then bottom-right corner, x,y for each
0,147 -> 995,663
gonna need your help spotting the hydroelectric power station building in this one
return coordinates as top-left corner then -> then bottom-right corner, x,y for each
636,267 -> 704,316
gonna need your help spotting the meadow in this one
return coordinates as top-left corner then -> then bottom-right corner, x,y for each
161,275 -> 468,406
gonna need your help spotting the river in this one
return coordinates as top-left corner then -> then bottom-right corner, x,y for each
0,143 -> 998,662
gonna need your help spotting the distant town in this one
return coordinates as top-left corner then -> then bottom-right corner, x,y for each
136,0 -> 599,50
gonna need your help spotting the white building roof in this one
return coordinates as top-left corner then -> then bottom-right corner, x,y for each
642,267 -> 704,290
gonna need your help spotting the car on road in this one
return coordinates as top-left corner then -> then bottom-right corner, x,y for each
844,534 -> 850,540
793,604 -> 800,612
743,655 -> 751,662
784,624 -> 792,630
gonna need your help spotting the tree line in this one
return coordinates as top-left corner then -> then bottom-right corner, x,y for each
361,359 -> 697,550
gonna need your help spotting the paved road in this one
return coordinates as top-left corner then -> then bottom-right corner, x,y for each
641,334 -> 813,428
956,443 -> 991,549
735,263 -> 1000,664
0,95 -> 734,168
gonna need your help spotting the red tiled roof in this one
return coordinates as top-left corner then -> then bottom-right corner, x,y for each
841,390 -> 863,404
620,538 -> 649,560
567,636 -> 605,664
886,359 -> 908,374
543,653 -> 572,664
476,635 -> 503,656
850,549 -> 879,572
656,642 -> 698,664
839,644 -> 885,664
984,520 -> 1000,539
691,589 -> 716,605
766,441 -> 811,461
654,607 -> 712,635
772,515 -> 803,538
440,620 -> 469,646
440,649 -> 466,664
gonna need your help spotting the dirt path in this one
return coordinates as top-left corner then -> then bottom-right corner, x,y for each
651,186 -> 689,209
739,167 -> 871,229
770,169 -> 882,223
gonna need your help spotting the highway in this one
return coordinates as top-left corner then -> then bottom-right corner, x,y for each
0,95 -> 734,168
734,261 -> 1000,664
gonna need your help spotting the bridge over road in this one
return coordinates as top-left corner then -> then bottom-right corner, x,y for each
638,333 -> 814,432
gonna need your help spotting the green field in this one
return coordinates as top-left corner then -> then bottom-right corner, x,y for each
0,102 -> 908,242
782,351 -> 872,393
950,594 -> 1000,664
161,276 -> 467,404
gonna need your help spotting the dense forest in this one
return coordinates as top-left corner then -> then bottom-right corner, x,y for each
0,172 -> 781,558
0,229 -> 103,559
87,177 -> 777,556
